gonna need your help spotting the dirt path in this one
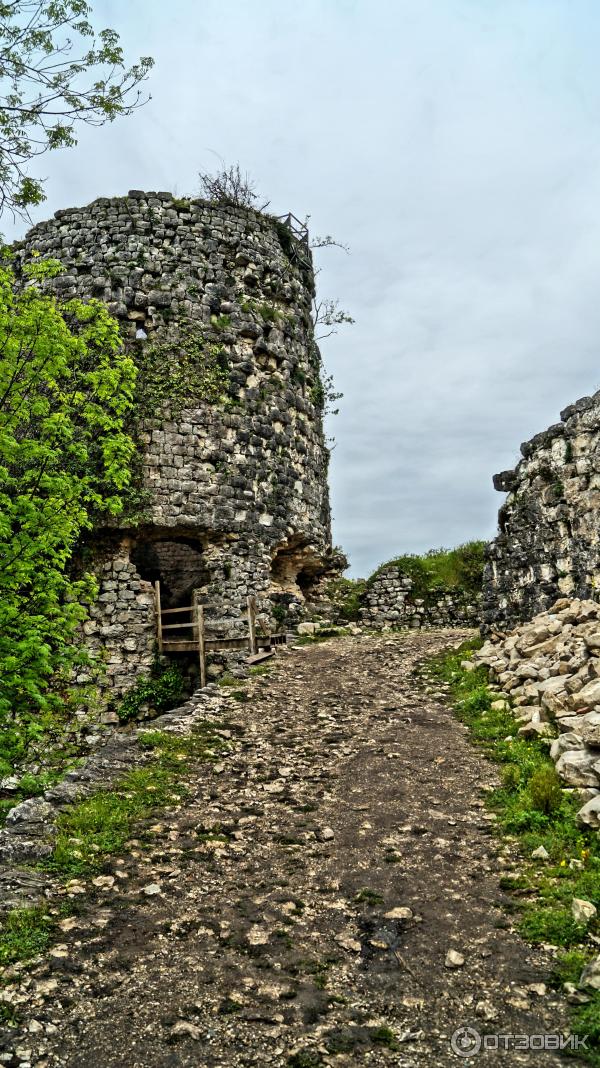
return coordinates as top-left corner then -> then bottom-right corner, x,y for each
2,631 -> 583,1067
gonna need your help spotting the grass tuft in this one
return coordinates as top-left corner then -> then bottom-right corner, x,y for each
0,906 -> 52,968
42,726 -> 223,876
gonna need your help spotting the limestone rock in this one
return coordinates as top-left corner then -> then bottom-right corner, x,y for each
444,949 -> 465,968
170,1021 -> 202,1041
517,720 -> 553,739
531,845 -> 550,860
578,710 -> 600,747
572,898 -> 597,924
536,676 -> 569,698
580,957 -> 600,990
550,733 -> 584,761
577,795 -> 600,829
0,776 -> 20,792
335,933 -> 362,953
556,750 -> 600,788
384,907 -> 413,921
584,633 -> 600,651
5,798 -> 55,826
572,679 -> 600,711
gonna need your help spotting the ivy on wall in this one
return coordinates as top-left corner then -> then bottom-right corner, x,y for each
134,323 -> 229,417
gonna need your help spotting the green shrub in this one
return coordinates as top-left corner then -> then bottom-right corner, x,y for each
554,948 -> 600,1054
519,906 -> 586,947
325,577 -> 367,622
217,673 -> 239,687
571,995 -> 600,1053
271,601 -> 288,627
117,662 -> 184,723
553,948 -> 591,987
502,764 -> 522,789
529,766 -> 564,816
287,1052 -> 324,1068
368,541 -> 486,601
136,322 -> 229,417
45,726 -> 219,875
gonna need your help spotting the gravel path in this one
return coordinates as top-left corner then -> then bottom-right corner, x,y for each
2,630 -> 584,1067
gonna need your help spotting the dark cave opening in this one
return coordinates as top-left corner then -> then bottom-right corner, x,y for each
130,536 -> 209,610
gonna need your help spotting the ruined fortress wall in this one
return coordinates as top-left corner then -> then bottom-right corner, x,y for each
16,191 -> 335,694
359,565 -> 480,629
483,390 -> 600,630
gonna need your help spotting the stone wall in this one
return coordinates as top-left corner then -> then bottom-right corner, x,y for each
359,565 -> 480,629
484,390 -> 600,631
15,191 -> 338,694
78,539 -> 158,697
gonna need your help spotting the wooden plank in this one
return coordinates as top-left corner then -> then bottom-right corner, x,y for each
205,637 -> 249,651
197,601 -> 206,689
161,621 -> 196,632
163,634 -> 248,649
155,580 -> 162,653
163,602 -> 217,613
247,595 -> 257,655
204,636 -> 248,646
162,640 -> 199,652
245,650 -> 274,665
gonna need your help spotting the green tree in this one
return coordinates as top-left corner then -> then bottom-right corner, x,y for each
0,255 -> 136,760
0,1 -> 153,217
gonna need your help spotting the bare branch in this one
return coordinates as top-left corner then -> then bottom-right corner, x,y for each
310,234 -> 350,252
197,162 -> 270,211
313,297 -> 355,339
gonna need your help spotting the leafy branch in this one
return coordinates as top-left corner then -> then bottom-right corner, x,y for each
0,1 -> 154,217
0,255 -> 137,740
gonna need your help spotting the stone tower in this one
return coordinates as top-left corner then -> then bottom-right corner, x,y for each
16,191 -> 339,692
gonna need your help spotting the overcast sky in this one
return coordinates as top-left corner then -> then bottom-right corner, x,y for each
8,0 -> 600,576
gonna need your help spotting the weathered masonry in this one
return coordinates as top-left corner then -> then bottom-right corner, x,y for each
359,565 -> 480,629
15,192 -> 340,693
483,390 -> 600,630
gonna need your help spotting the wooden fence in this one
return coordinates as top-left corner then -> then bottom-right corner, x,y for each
154,583 -> 286,687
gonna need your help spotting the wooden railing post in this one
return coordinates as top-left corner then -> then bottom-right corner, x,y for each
247,595 -> 257,655
155,580 -> 163,653
193,592 -> 207,688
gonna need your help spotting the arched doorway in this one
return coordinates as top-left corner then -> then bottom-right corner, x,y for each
130,536 -> 209,610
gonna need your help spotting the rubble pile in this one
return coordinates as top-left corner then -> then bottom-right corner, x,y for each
473,598 -> 600,828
